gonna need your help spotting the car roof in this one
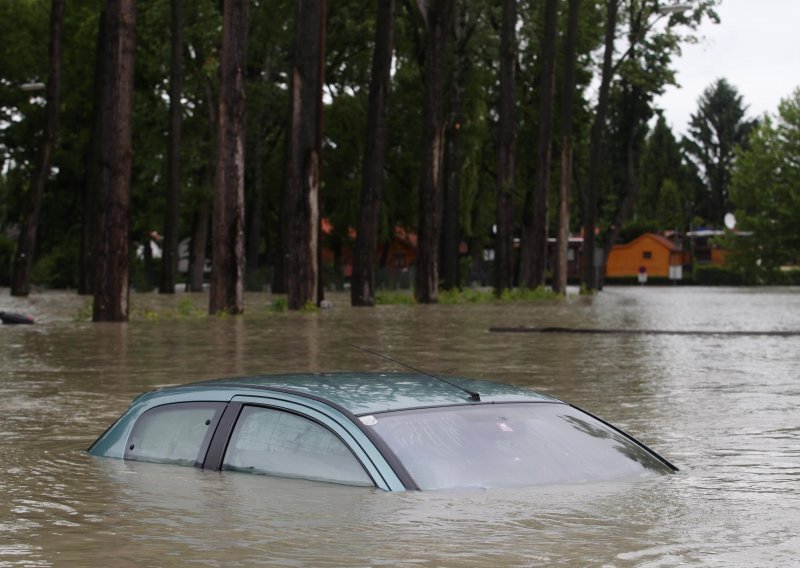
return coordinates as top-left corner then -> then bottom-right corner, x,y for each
155,372 -> 560,416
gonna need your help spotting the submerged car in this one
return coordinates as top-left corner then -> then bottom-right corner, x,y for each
89,372 -> 677,491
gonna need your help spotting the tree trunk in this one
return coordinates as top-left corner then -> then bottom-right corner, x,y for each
494,0 -> 517,295
351,0 -> 395,307
553,0 -> 581,295
283,0 -> 325,310
441,0 -> 470,292
414,0 -> 454,304
582,0 -> 618,292
520,0 -> 558,289
208,0 -> 248,315
11,0 -> 64,297
92,0 -> 135,322
159,0 -> 183,294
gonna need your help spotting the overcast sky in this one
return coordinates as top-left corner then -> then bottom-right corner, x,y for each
655,0 -> 800,136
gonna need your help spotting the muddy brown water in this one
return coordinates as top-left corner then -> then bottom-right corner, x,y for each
1,286 -> 799,566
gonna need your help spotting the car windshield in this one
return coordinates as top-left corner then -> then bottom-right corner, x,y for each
365,403 -> 672,490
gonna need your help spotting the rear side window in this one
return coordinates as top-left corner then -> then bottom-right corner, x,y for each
125,402 -> 225,466
223,406 -> 372,487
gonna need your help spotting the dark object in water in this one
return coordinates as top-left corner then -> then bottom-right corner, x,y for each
489,326 -> 800,337
0,311 -> 35,325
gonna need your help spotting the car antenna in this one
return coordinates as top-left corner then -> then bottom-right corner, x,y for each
350,344 -> 481,402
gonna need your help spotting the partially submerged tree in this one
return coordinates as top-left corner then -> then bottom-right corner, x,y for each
93,0 -> 135,322
209,0 -> 248,315
494,0 -> 517,295
351,0 -> 396,306
519,0 -> 558,289
440,0 -> 473,292
414,0 -> 454,304
552,0 -> 581,295
282,0 -> 326,309
581,0 -> 619,292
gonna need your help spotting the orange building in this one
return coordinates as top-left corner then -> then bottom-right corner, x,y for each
605,233 -> 682,278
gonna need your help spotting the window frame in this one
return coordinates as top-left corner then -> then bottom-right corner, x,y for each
224,394 -> 409,491
215,403 -> 375,487
205,399 -> 385,489
110,390 -> 413,491
123,401 -> 227,467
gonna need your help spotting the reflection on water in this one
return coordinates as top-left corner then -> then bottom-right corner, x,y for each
2,286 -> 799,565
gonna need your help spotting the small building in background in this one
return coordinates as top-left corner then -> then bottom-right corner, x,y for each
606,233 -> 683,279
685,228 -> 729,266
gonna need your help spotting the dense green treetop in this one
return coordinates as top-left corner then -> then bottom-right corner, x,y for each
683,77 -> 756,225
726,88 -> 800,280
2,0 -> 794,293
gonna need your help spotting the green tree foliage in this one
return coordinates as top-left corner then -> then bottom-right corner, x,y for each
582,0 -> 719,288
726,88 -> 800,280
635,115 -> 701,233
4,0 -> 766,296
637,116 -> 680,219
683,77 -> 756,225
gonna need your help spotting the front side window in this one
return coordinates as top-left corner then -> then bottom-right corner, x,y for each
366,403 -> 672,490
223,406 -> 372,487
125,402 -> 225,466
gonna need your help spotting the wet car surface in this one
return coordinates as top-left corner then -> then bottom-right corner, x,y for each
89,372 -> 676,490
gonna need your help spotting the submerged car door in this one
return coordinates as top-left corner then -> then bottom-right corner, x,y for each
204,393 -> 407,491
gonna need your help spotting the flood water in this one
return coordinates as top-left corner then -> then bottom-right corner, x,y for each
1,286 -> 799,566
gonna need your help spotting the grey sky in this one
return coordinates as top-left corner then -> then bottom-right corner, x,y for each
656,0 -> 800,136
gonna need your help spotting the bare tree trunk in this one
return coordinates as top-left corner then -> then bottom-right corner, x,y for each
441,0 -> 471,291
283,0 -> 325,310
414,0 -> 454,304
159,0 -> 183,294
494,0 -> 517,295
208,0 -> 248,315
582,0 -> 618,292
553,0 -> 581,295
11,0 -> 64,297
93,0 -> 135,322
351,0 -> 395,306
520,0 -> 558,289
